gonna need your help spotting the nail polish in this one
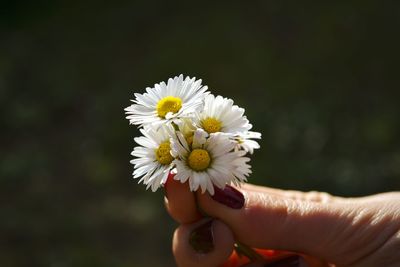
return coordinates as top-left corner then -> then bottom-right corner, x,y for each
265,255 -> 307,267
189,220 -> 214,253
212,185 -> 245,209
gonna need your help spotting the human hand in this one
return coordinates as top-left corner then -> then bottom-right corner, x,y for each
164,176 -> 400,267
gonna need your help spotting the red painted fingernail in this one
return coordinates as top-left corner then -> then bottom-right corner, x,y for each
189,220 -> 214,253
211,185 -> 244,209
265,255 -> 308,267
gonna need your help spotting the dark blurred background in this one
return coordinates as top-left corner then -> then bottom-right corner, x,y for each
1,1 -> 399,266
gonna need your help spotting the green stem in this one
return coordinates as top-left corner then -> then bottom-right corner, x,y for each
234,241 -> 264,261
171,121 -> 180,131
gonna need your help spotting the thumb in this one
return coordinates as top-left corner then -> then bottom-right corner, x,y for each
196,184 -> 394,266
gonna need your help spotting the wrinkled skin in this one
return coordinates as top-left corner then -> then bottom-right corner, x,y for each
164,178 -> 400,267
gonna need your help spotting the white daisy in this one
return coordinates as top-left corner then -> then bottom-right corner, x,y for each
234,131 -> 262,154
195,94 -> 252,135
130,125 -> 175,192
125,75 -> 208,128
169,118 -> 197,144
171,128 -> 251,195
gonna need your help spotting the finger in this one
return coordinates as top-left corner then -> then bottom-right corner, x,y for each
196,185 -> 392,266
241,183 -> 342,203
172,219 -> 234,267
349,191 -> 400,203
164,173 -> 201,223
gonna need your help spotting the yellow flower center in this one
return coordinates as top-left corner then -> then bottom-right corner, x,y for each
156,96 -> 182,118
155,142 -> 173,165
188,149 -> 211,171
201,117 -> 222,134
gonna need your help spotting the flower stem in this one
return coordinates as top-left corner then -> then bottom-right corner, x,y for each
234,241 -> 264,262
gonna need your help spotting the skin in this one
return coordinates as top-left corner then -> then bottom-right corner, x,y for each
164,179 -> 400,267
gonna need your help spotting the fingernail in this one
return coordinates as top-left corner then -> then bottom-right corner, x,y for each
265,255 -> 307,267
212,185 -> 244,209
189,220 -> 214,253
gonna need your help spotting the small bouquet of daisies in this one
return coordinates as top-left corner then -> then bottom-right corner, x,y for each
125,75 -> 261,194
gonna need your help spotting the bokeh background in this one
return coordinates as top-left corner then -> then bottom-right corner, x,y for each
1,1 -> 399,266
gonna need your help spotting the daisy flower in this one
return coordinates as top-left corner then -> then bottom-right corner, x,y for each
233,131 -> 261,154
169,118 -> 197,145
131,125 -> 175,192
125,75 -> 208,128
171,128 -> 252,195
195,94 -> 252,135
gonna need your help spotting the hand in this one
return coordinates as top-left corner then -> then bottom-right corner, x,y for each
164,178 -> 400,267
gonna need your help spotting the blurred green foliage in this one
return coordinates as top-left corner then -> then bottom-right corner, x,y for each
1,1 -> 399,266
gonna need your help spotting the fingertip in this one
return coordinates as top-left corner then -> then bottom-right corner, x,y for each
196,185 -> 247,217
164,177 -> 202,224
213,220 -> 235,257
172,219 -> 234,267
